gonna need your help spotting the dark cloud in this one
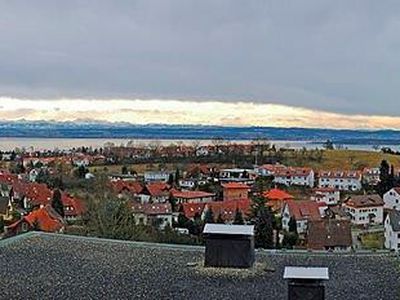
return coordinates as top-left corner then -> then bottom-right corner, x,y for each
0,1 -> 399,116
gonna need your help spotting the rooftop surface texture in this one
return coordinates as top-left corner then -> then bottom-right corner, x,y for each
0,232 -> 399,299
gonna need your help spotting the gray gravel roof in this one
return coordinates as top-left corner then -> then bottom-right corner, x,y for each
0,232 -> 399,300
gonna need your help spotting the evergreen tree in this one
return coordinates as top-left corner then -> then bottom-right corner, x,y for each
167,173 -> 174,185
378,160 -> 394,196
233,209 -> 245,225
175,169 -> 180,184
121,165 -> 128,174
51,189 -> 64,217
288,216 -> 298,234
251,195 -> 273,249
0,216 -> 4,233
204,208 -> 215,224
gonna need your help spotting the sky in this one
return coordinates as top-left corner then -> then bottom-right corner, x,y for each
1,1 -> 400,128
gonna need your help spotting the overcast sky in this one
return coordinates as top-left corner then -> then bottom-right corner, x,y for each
0,1 -> 400,127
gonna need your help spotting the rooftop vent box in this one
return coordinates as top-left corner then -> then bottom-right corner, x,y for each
284,267 -> 329,300
203,224 -> 255,268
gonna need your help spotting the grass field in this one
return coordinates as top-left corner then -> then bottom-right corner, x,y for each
360,232 -> 385,250
298,149 -> 400,171
88,149 -> 400,175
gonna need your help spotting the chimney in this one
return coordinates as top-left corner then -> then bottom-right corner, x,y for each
284,267 -> 329,300
203,224 -> 255,268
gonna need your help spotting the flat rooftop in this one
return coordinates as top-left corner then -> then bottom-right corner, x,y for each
0,232 -> 399,299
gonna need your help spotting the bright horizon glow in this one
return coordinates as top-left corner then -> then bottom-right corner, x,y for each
1,98 -> 400,130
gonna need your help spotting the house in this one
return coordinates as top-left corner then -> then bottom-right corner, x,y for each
139,182 -> 171,203
131,202 -> 172,230
311,188 -> 340,206
384,210 -> 400,251
143,171 -> 171,183
256,164 -> 287,177
263,188 -> 294,212
170,189 -> 215,205
203,199 -> 251,223
307,219 -> 352,251
383,187 -> 400,210
61,193 -> 86,222
318,170 -> 362,191
111,180 -> 143,200
273,167 -> 315,187
282,200 -> 327,234
221,182 -> 250,201
28,169 -> 40,182
14,182 -> 53,210
219,168 -> 256,184
342,194 -> 384,225
182,199 -> 251,223
362,167 -> 380,186
0,196 -> 13,221
5,205 -> 65,237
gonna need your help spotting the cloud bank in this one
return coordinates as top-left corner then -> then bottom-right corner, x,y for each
1,98 -> 400,129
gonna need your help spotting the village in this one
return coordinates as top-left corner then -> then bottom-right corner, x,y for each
0,141 -> 400,253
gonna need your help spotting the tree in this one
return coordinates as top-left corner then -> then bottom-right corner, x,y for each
121,165 -> 128,174
377,160 -> 394,196
251,195 -> 273,249
233,209 -> 245,225
177,213 -> 190,228
175,169 -> 180,184
288,217 -> 298,234
323,140 -> 334,150
51,189 -> 64,217
282,232 -> 298,249
204,208 -> 215,224
167,173 -> 174,185
216,214 -> 225,224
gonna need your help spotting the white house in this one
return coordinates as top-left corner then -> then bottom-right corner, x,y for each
178,179 -> 196,189
362,167 -> 380,186
144,171 -> 170,183
273,167 -> 315,188
383,187 -> 400,210
219,168 -> 256,184
28,169 -> 39,182
384,210 -> 400,251
318,170 -> 362,191
311,188 -> 340,206
342,194 -> 384,225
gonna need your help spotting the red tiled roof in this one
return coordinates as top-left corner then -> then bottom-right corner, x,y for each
307,219 -> 352,250
318,170 -> 361,179
221,182 -> 250,189
111,180 -> 143,195
182,199 -> 251,221
182,202 -> 206,219
285,200 -> 326,221
263,188 -> 294,201
171,189 -> 215,199
145,182 -> 170,197
274,167 -> 313,177
23,205 -> 65,232
61,193 -> 86,217
344,194 -> 383,208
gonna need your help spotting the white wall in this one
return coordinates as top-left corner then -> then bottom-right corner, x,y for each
383,189 -> 400,210
384,215 -> 400,251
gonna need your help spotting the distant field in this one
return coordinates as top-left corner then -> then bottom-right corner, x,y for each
88,149 -> 400,174
288,149 -> 400,171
